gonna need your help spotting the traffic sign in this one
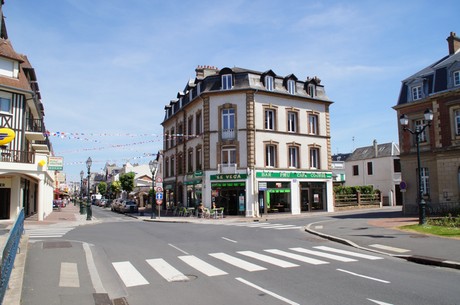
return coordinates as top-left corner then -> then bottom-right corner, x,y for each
155,192 -> 163,200
156,186 -> 163,193
155,177 -> 163,183
156,199 -> 163,205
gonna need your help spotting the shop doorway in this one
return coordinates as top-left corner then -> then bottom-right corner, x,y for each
300,182 -> 326,212
0,188 -> 11,219
213,186 -> 246,215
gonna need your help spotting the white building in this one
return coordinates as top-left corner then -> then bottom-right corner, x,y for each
162,66 -> 334,217
344,140 -> 402,206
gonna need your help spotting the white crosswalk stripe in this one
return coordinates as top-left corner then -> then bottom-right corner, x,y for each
26,227 -> 76,239
111,246 -> 384,288
220,222 -> 302,230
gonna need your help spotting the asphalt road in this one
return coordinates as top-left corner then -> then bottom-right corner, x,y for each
22,207 -> 460,305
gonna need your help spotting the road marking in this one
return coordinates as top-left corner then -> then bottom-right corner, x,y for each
221,237 -> 237,243
83,242 -> 106,293
59,262 -> 79,287
146,258 -> 189,282
168,243 -> 189,255
209,253 -> 266,272
26,227 -> 75,239
314,246 -> 383,260
179,255 -> 228,276
112,261 -> 149,287
275,226 -> 303,230
369,244 -> 410,253
264,249 -> 328,265
367,298 -> 394,305
337,269 -> 390,283
236,277 -> 300,305
290,247 -> 357,262
237,251 -> 299,268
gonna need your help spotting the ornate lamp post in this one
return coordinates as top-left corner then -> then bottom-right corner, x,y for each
399,109 -> 433,225
80,170 -> 84,214
149,160 -> 158,219
86,157 -> 92,221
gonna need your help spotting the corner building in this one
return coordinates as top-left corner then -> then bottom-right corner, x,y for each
162,66 -> 334,217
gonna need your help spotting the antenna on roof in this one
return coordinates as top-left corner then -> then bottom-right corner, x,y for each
352,136 -> 355,152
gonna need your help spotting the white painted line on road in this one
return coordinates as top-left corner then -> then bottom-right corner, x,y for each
314,225 -> 323,229
367,298 -> 394,305
146,258 -> 189,282
275,226 -> 303,230
237,251 -> 299,268
179,255 -> 228,277
337,269 -> 390,283
289,247 -> 358,262
83,242 -> 106,293
258,224 -> 287,229
222,237 -> 237,243
112,261 -> 149,287
236,277 -> 300,305
209,253 -> 266,272
264,249 -> 329,265
168,243 -> 189,255
59,262 -> 79,287
369,244 -> 410,253
314,246 -> 384,260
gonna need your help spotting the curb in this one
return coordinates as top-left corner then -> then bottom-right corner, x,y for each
304,222 -> 460,271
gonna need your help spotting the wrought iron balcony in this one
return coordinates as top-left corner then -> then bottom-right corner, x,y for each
0,149 -> 35,164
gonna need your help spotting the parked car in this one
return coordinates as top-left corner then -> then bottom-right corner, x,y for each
111,199 -> 123,212
120,200 -> 138,213
99,199 -> 108,207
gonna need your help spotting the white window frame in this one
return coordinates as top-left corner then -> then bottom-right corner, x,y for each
310,147 -> 320,169
308,84 -> 316,97
455,109 -> 460,136
412,86 -> 422,100
308,114 -> 318,135
222,108 -> 235,139
414,119 -> 428,142
265,76 -> 274,91
196,147 -> 202,170
288,146 -> 299,168
222,74 -> 232,90
454,71 -> 460,87
287,112 -> 297,133
265,109 -> 276,130
0,97 -> 11,113
287,80 -> 296,94
222,147 -> 236,165
265,145 -> 276,167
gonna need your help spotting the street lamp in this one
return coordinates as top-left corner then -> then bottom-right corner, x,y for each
399,108 -> 433,225
86,157 -> 92,221
80,170 -> 84,215
149,159 -> 158,219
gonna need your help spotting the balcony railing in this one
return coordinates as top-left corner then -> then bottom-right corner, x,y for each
218,163 -> 237,174
221,128 -> 235,140
25,118 -> 45,133
0,149 -> 35,164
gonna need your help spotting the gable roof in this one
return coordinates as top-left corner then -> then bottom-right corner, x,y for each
346,142 -> 399,161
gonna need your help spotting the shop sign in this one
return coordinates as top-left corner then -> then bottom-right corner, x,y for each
258,182 -> 267,190
210,173 -> 247,180
256,171 -> 332,179
48,156 -> 64,170
194,170 -> 203,177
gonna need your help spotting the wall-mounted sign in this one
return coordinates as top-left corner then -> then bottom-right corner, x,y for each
256,171 -> 332,179
48,156 -> 64,170
0,128 -> 15,145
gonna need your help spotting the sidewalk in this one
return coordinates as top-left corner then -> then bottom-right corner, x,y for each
304,208 -> 460,270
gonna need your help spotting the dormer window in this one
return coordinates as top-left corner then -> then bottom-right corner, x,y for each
287,80 -> 296,94
307,84 -> 316,97
454,71 -> 460,86
222,74 -> 232,90
0,58 -> 18,78
265,76 -> 274,91
412,86 -> 422,100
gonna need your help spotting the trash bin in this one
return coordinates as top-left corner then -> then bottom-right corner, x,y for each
80,202 -> 87,215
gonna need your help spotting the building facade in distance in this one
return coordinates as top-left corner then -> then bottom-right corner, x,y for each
162,66 -> 334,217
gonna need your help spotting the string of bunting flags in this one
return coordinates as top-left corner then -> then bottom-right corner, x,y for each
45,131 -> 202,140
63,152 -> 158,166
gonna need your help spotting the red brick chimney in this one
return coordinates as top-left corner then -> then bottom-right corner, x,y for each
447,32 -> 460,55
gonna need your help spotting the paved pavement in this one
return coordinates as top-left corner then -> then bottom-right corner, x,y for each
2,204 -> 460,304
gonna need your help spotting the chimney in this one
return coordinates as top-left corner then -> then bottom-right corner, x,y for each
373,139 -> 378,158
447,32 -> 460,55
195,65 -> 219,79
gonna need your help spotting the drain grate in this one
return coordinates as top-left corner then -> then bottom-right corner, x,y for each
43,241 -> 72,249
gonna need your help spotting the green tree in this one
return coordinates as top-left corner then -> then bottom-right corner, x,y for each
110,181 -> 121,198
98,182 -> 107,197
119,172 -> 135,194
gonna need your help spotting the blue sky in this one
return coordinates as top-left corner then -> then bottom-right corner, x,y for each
4,0 -> 459,182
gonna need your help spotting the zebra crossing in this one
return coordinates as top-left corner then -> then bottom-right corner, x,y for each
215,222 -> 303,230
111,246 -> 383,288
25,226 -> 76,240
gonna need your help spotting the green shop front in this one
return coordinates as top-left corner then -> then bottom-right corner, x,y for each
210,173 -> 247,216
256,170 -> 333,215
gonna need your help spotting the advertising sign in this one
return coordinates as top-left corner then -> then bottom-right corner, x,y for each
48,156 -> 64,170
